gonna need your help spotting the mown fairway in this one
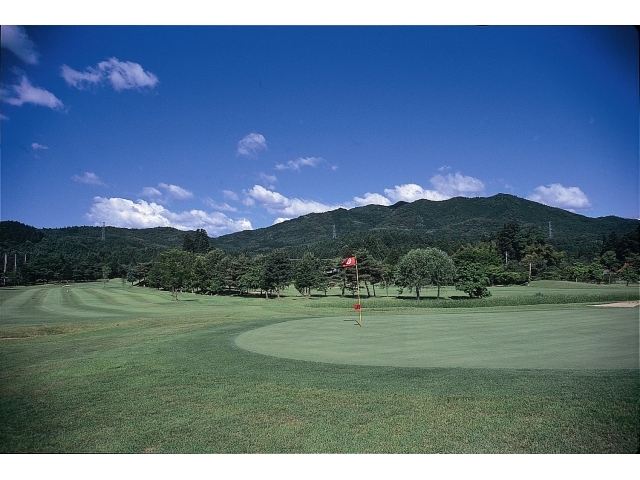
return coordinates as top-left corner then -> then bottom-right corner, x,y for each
1,281 -> 638,453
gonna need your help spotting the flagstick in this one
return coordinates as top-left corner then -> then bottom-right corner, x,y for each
355,256 -> 362,327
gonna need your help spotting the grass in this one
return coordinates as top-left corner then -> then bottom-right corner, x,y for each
1,281 -> 638,453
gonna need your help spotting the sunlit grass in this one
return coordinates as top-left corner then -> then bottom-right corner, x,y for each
0,281 -> 638,453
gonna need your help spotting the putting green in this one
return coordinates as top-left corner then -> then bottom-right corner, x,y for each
235,307 -> 640,369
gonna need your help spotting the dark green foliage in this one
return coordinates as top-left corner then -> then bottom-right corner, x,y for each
148,249 -> 195,299
293,252 -> 326,297
182,233 -> 195,253
455,263 -> 492,298
1,195 -> 639,290
395,248 -> 455,299
0,223 -> 186,284
261,250 -> 292,298
209,194 -> 639,260
0,221 -> 44,246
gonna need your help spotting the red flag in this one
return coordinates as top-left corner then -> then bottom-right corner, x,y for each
353,304 -> 361,310
341,256 -> 357,268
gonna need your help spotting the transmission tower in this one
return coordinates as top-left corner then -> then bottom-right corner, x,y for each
548,222 -> 552,239
332,224 -> 337,239
101,222 -> 106,241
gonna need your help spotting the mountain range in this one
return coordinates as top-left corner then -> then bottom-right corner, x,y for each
1,194 -> 638,261
209,194 -> 639,253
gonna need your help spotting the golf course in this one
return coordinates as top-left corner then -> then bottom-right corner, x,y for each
1,280 -> 638,453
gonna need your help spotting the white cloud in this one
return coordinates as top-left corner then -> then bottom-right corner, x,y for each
60,64 -> 101,89
72,172 -> 107,186
245,185 -> 338,217
429,173 -> 485,197
257,172 -> 277,188
61,58 -> 158,91
141,183 -> 193,203
1,114 -> 9,121
2,75 -> 64,109
237,133 -> 267,157
273,217 -> 291,224
158,183 -> 192,201
351,192 -> 392,207
31,142 -> 49,150
141,186 -> 162,197
88,197 -> 252,237
384,183 -> 448,202
204,198 -> 238,212
1,26 -> 39,65
438,165 -> 451,172
222,190 -> 239,201
527,183 -> 591,211
275,156 -> 323,171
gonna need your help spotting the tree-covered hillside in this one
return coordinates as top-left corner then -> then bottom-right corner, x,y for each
210,194 -> 639,259
0,222 -> 186,283
1,194 -> 638,286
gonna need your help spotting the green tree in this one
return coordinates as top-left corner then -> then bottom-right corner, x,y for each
455,263 -> 491,298
239,254 -> 266,296
193,228 -> 210,254
101,264 -> 111,287
428,248 -> 456,298
618,264 -> 638,286
293,252 -> 325,297
496,221 -> 528,263
148,249 -> 195,300
600,250 -> 620,271
182,233 -> 195,253
395,248 -> 455,299
126,262 -> 136,285
261,250 -> 292,298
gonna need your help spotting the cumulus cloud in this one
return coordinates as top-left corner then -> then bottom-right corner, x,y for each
351,192 -> 392,207
72,172 -> 107,186
2,75 -> 64,109
61,58 -> 159,91
88,197 -> 252,237
31,142 -> 49,150
275,156 -> 323,171
527,183 -> 591,211
245,185 -> 338,217
429,173 -> 485,197
384,183 -> 448,202
1,26 -> 39,65
141,183 -> 193,203
237,133 -> 267,157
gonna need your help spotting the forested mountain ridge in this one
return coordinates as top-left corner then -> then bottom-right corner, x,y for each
0,222 -> 186,282
1,194 -> 638,285
210,194 -> 639,253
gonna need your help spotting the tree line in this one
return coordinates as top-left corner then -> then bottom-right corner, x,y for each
139,222 -> 638,300
1,220 -> 638,292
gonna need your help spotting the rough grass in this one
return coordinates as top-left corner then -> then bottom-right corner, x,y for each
0,281 -> 638,453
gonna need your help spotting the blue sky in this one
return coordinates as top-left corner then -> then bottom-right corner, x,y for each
1,24 -> 638,237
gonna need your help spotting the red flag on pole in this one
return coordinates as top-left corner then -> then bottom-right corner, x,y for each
353,304 -> 361,310
341,256 -> 357,268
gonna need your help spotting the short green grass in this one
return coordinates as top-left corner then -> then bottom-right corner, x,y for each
1,281 -> 638,453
